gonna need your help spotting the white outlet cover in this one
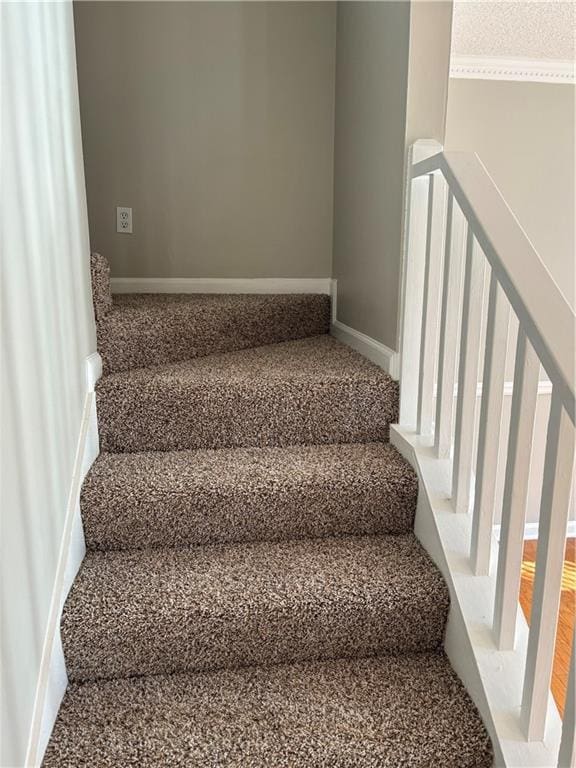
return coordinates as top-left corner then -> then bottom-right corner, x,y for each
116,206 -> 133,234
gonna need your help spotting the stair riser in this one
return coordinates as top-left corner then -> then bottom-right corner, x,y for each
97,379 -> 399,453
83,488 -> 416,550
99,295 -> 331,374
82,452 -> 418,550
64,598 -> 447,683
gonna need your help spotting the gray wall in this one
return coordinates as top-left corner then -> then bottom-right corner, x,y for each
74,1 -> 336,279
76,0 -> 455,347
1,3 -> 96,765
333,1 -> 452,348
332,1 -> 411,349
405,1 -> 453,145
445,79 -> 575,307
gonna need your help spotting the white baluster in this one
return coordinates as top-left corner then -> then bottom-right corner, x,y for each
493,329 -> 540,650
521,393 -> 575,741
417,173 -> 447,436
471,274 -> 511,574
399,173 -> 431,431
558,629 -> 575,767
435,197 -> 466,458
452,231 -> 487,513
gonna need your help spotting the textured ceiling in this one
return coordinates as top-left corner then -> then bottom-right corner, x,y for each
452,1 -> 576,61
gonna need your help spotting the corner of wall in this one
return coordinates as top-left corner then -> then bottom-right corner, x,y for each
25,353 -> 101,767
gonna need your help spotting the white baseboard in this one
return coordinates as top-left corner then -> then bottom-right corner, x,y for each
433,379 -> 553,400
331,320 -> 399,378
329,279 -> 400,378
483,379 -> 552,399
25,354 -> 101,767
494,520 -> 576,543
85,352 -> 102,392
110,277 -> 332,295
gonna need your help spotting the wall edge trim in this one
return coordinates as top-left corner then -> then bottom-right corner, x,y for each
330,320 -> 399,379
25,353 -> 101,767
329,279 -> 399,378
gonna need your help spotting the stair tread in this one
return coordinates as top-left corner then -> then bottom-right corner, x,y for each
43,652 -> 493,768
96,336 -> 399,453
99,333 -> 391,384
82,442 -> 418,550
62,533 -> 449,682
98,292 -> 330,373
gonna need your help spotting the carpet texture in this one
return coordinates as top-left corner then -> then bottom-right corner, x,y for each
81,443 -> 418,550
90,252 -> 113,322
62,534 -> 449,682
43,653 -> 493,768
96,335 -> 399,453
44,259 -> 493,766
98,292 -> 331,374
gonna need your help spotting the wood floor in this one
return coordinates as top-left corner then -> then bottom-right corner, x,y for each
520,537 -> 575,717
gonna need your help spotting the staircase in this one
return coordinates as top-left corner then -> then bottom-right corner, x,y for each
43,254 -> 493,767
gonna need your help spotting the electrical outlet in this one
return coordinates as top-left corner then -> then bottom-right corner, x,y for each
116,206 -> 133,234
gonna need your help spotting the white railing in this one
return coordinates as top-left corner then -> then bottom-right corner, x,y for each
399,141 -> 575,765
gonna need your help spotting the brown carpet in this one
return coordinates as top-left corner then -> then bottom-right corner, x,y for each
44,254 -> 493,766
99,292 -> 331,374
96,335 -> 399,453
81,442 -> 418,550
43,653 -> 493,768
91,253 -> 331,375
90,252 -> 113,321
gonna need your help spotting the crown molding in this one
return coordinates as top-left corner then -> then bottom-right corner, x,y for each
450,55 -> 575,84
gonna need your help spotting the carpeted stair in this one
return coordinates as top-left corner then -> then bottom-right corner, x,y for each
44,654 -> 493,768
43,254 -> 493,767
81,442 -> 418,550
91,254 -> 331,374
96,335 -> 399,453
62,534 -> 449,682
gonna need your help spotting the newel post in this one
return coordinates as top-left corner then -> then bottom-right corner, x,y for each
397,139 -> 443,431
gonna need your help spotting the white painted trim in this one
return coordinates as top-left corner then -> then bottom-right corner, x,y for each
450,55 -> 575,84
411,151 -> 575,423
25,354 -> 101,767
391,425 -> 563,768
473,379 -> 551,399
329,279 -> 399,378
331,320 -> 399,379
397,140 -> 444,426
501,379 -> 552,398
494,520 -> 576,543
110,277 -> 332,295
432,375 -> 552,401
85,352 -> 102,392
330,278 -> 338,324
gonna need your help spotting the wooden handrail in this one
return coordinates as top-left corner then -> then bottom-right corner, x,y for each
412,151 -> 575,424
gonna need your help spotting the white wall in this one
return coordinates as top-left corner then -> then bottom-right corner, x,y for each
405,0 -> 453,146
73,1 -> 337,280
0,3 -> 96,766
445,78 -> 575,308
